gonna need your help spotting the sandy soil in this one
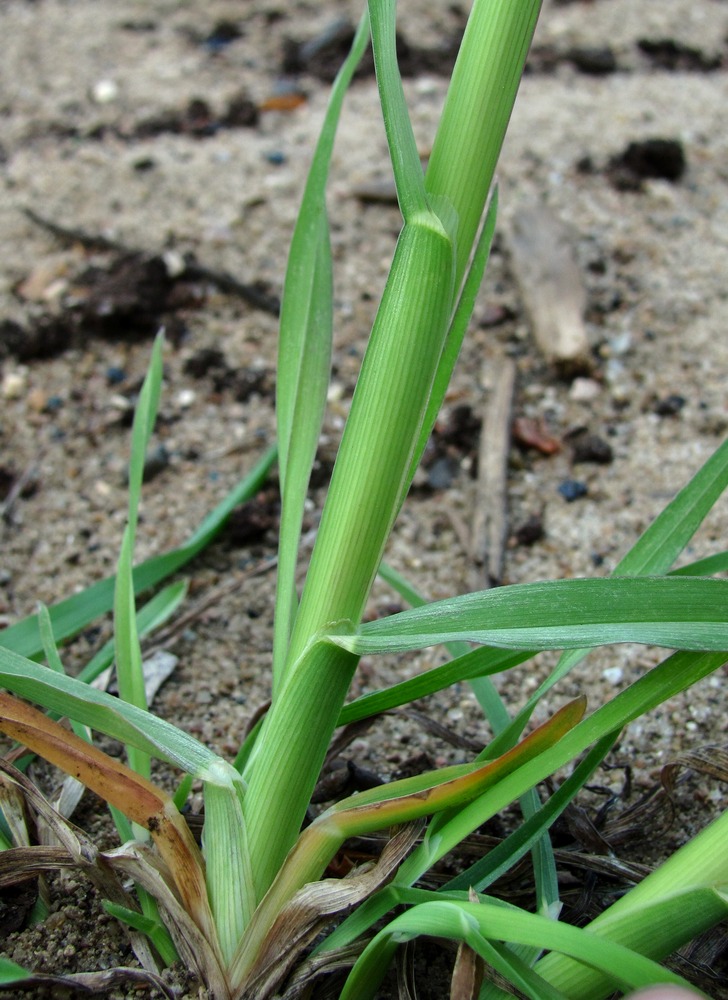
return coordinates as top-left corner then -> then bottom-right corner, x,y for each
0,0 -> 727,996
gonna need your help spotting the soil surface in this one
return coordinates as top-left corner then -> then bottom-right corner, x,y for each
1,0 -> 727,997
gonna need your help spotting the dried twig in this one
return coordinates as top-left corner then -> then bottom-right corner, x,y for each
471,356 -> 516,588
22,207 -> 280,315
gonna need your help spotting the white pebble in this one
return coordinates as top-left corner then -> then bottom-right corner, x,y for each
2,371 -> 26,399
602,666 -> 623,686
569,377 -> 601,402
176,388 -> 196,409
91,79 -> 119,104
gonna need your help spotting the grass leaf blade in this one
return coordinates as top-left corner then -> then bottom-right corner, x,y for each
331,577 -> 728,654
274,13 -> 370,688
0,446 -> 276,659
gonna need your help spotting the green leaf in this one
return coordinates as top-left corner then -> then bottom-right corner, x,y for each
425,0 -> 541,290
329,576 -> 728,654
338,646 -> 530,725
273,12 -> 370,689
0,957 -> 32,984
443,734 -> 618,892
486,436 -> 728,758
407,188 -> 499,489
0,646 -> 221,778
617,435 -> 728,577
102,901 -> 179,967
340,896 -> 705,1000
0,445 -> 276,660
670,549 -> 728,576
368,0 -> 429,221
126,331 -> 164,542
536,880 -> 728,998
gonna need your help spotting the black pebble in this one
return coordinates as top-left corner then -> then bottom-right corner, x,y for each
514,514 -> 545,546
608,138 -> 686,190
654,394 -> 686,416
143,444 -> 170,482
568,46 -> 617,75
571,434 -> 613,465
427,455 -> 460,490
558,480 -> 588,502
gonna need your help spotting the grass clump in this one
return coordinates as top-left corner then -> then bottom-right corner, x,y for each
1,1 -> 727,998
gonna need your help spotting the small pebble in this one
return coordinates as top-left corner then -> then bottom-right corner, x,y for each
569,377 -> 601,402
91,78 -> 119,104
427,456 -> 459,490
571,433 -> 613,464
602,666 -> 623,685
143,443 -> 170,482
608,137 -> 686,190
514,514 -> 545,546
27,387 -> 48,413
162,250 -> 186,278
558,479 -> 588,502
2,371 -> 26,399
265,150 -> 286,165
327,381 -> 345,403
106,366 -> 127,385
223,92 -> 259,127
654,394 -> 686,416
568,46 -> 617,75
203,19 -> 243,52
176,388 -> 196,408
108,393 -> 133,413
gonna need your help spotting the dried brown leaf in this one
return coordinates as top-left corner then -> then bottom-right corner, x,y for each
450,888 -> 485,1000
0,693 -> 216,950
662,744 -> 728,793
105,841 -> 231,999
278,941 -> 368,1000
233,823 -> 423,1000
396,940 -> 418,999
0,965 -> 176,998
0,760 -> 160,972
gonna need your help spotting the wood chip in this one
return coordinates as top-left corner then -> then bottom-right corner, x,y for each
506,203 -> 592,371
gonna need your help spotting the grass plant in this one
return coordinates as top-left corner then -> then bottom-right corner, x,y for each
1,1 -> 727,997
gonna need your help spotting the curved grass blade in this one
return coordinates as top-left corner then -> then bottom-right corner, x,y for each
487,436 -> 728,758
0,646 -> 221,777
617,435 -> 728,577
102,901 -> 178,968
670,549 -> 728,576
329,576 -> 728,654
339,894 -> 714,1000
0,445 -> 277,660
443,733 -> 618,893
535,807 -> 728,996
338,646 -> 530,726
397,650 -> 726,887
274,12 -> 370,690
